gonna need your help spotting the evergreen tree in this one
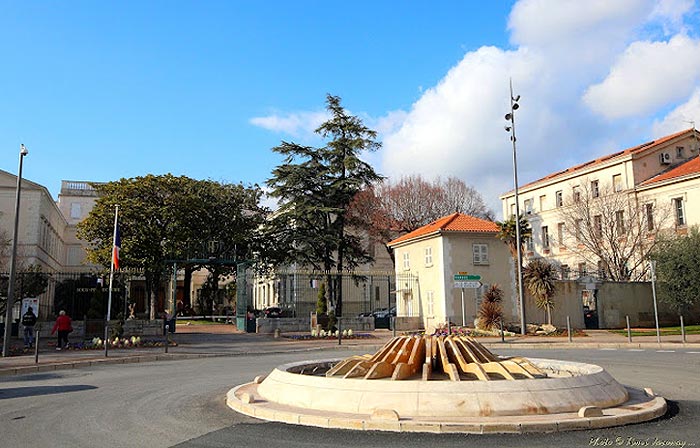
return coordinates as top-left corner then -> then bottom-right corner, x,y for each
264,94 -> 382,316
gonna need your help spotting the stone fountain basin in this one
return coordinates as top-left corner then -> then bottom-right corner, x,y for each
251,358 -> 627,418
227,357 -> 667,433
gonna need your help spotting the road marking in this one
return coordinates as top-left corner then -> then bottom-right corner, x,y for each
628,349 -> 645,352
600,348 -> 617,351
687,351 -> 700,354
656,350 -> 675,353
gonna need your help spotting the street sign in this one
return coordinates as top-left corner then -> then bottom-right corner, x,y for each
453,281 -> 482,289
453,274 -> 481,281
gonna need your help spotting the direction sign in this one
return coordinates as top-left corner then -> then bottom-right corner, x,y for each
453,274 -> 481,281
454,281 -> 482,289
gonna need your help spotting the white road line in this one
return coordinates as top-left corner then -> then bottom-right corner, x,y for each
600,348 -> 617,351
628,349 -> 645,352
656,350 -> 676,353
687,351 -> 700,354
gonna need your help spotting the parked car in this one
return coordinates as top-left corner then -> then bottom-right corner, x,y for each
372,306 -> 396,318
263,307 -> 282,318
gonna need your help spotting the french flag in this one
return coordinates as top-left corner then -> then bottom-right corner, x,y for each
113,222 -> 121,270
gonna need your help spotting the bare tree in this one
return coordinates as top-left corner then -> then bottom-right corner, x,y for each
556,179 -> 670,281
348,175 -> 492,265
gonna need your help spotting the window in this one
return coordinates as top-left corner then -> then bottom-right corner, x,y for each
575,219 -> 583,241
561,264 -> 570,279
539,195 -> 547,211
594,215 -> 603,237
473,243 -> 489,265
424,247 -> 433,266
523,199 -> 533,214
677,146 -> 684,158
427,291 -> 434,316
541,226 -> 550,248
573,186 -> 581,203
367,240 -> 376,258
70,203 -> 81,219
591,180 -> 600,198
645,203 -> 654,231
578,262 -> 587,277
510,203 -> 515,217
557,222 -> 565,246
612,174 -> 622,192
597,260 -> 606,279
674,198 -> 686,226
615,210 -> 625,234
402,252 -> 410,270
526,237 -> 533,251
555,190 -> 563,207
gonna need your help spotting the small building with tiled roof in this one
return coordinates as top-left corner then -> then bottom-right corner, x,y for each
387,213 -> 516,331
499,127 -> 700,282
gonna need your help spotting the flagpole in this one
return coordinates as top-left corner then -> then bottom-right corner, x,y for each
105,205 -> 119,357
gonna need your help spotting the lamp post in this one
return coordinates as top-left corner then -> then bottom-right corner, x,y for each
3,144 -> 29,357
504,80 -> 526,335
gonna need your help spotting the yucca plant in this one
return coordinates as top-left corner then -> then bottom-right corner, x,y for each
477,284 -> 504,330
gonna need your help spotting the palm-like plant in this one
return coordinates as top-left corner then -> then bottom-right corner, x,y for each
522,259 -> 558,325
477,284 -> 504,330
496,214 -> 532,260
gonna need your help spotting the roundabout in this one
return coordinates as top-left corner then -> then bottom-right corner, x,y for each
227,335 -> 666,433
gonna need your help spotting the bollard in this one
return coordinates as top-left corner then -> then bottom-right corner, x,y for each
626,315 -> 632,343
392,316 -> 397,337
165,324 -> 169,353
680,315 -> 686,343
567,316 -> 572,343
34,328 -> 40,364
104,324 -> 110,358
337,318 -> 342,346
500,319 -> 505,343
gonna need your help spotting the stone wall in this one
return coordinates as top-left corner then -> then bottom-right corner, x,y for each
394,316 -> 423,331
39,319 -> 166,339
523,281 -> 700,329
256,317 -> 374,334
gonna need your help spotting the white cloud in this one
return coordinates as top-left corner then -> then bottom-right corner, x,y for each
649,0 -> 696,33
653,86 -> 700,135
379,0 -> 700,215
583,35 -> 700,119
250,110 -> 329,139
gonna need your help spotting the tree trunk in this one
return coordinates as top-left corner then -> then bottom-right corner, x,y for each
183,266 -> 193,307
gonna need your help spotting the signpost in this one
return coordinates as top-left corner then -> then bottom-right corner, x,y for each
453,273 -> 483,326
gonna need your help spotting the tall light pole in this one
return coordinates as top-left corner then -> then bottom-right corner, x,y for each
504,80 -> 526,335
3,144 -> 29,357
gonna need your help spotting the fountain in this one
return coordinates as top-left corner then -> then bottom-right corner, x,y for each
227,335 -> 666,433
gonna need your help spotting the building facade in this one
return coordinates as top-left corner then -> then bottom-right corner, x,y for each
387,213 -> 516,332
499,128 -> 700,280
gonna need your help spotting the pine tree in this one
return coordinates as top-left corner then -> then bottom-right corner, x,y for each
264,95 -> 382,316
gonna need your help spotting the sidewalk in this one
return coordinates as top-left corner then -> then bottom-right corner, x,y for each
0,326 -> 698,377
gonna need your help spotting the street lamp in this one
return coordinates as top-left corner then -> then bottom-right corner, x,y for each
3,144 -> 29,357
504,80 -> 526,336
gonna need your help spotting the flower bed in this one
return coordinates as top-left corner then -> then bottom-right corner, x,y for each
282,330 -> 375,341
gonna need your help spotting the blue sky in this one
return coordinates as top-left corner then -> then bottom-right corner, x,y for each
2,1 -> 700,214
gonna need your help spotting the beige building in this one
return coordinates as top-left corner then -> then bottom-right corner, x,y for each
499,128 -> 700,279
387,213 -> 516,332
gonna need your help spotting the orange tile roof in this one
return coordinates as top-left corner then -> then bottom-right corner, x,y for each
387,213 -> 498,246
641,155 -> 700,186
506,128 -> 696,194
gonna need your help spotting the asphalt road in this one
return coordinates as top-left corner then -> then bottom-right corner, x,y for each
0,348 -> 698,448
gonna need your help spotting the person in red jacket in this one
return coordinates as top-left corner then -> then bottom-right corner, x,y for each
51,310 -> 72,350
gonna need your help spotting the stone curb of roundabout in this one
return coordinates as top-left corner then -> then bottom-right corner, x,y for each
227,383 -> 666,433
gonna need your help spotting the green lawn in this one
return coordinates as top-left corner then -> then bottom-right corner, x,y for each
176,319 -> 229,325
609,325 -> 700,337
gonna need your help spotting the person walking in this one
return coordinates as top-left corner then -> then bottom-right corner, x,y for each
51,310 -> 72,350
21,306 -> 37,349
